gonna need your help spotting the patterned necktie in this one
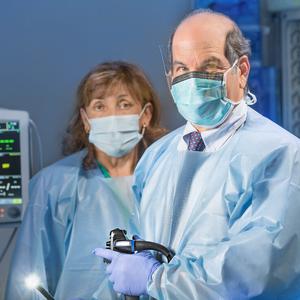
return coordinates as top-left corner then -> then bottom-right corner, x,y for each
187,131 -> 205,151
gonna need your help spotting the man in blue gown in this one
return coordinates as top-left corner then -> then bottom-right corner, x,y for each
96,9 -> 300,299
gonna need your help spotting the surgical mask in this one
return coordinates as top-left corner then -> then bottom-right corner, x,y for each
87,105 -> 148,158
171,60 -> 240,128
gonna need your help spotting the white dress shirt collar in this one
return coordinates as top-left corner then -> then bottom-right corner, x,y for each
177,100 -> 248,152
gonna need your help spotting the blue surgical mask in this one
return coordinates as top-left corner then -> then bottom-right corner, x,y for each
171,60 -> 239,128
88,105 -> 148,158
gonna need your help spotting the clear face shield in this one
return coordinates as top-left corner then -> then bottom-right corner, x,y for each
159,42 -> 256,127
159,43 -> 257,105
159,43 -> 227,87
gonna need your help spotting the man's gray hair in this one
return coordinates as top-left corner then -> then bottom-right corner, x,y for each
168,8 -> 251,65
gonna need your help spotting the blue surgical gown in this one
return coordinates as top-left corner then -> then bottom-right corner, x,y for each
134,108 -> 300,299
6,150 -> 139,300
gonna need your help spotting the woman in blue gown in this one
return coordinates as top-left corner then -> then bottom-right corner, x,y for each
6,61 -> 166,300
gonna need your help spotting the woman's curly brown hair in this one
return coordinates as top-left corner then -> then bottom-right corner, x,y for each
63,61 -> 167,169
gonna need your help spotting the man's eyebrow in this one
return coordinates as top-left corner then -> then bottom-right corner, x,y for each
172,57 -> 226,69
172,60 -> 188,67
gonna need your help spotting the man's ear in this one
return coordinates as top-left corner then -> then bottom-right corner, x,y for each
80,108 -> 90,133
238,55 -> 250,90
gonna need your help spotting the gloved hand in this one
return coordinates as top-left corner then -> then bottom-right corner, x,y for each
93,248 -> 161,296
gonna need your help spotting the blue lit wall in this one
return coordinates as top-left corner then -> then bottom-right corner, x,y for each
0,0 -> 191,168
194,0 -> 279,123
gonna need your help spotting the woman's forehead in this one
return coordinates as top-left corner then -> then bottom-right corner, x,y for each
90,81 -> 133,99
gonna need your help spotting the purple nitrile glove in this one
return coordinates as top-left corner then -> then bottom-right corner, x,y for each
93,248 -> 161,296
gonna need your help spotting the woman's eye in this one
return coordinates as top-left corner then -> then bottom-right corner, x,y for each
94,104 -> 105,111
119,101 -> 132,109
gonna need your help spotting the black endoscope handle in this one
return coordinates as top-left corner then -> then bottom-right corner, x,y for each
125,296 -> 139,300
107,229 -> 140,300
108,228 -> 175,300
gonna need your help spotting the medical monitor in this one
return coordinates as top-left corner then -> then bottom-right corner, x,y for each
0,109 -> 29,223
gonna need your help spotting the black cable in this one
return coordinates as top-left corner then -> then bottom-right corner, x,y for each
134,241 -> 174,262
125,296 -> 139,300
0,226 -> 18,264
36,285 -> 55,300
29,118 -> 44,172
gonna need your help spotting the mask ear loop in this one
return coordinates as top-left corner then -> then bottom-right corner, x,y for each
222,59 -> 239,85
245,90 -> 257,105
80,108 -> 91,133
139,103 -> 151,135
139,103 -> 151,118
228,59 -> 257,106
